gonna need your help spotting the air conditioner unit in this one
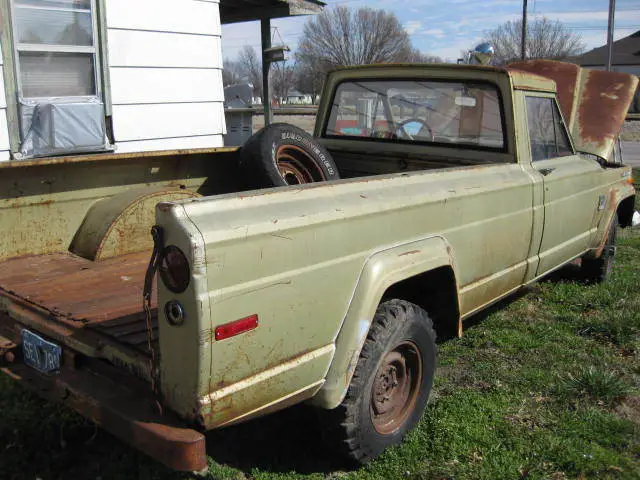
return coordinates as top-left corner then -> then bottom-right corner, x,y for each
19,99 -> 109,158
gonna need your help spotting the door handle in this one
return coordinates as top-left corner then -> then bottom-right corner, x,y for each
538,167 -> 556,176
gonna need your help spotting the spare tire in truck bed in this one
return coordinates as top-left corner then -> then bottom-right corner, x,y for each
239,123 -> 340,189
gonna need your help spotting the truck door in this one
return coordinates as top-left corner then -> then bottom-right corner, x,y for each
524,94 -> 602,276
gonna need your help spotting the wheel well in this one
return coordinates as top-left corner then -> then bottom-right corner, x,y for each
381,266 -> 460,341
617,196 -> 636,228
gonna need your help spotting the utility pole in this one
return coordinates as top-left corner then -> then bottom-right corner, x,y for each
521,0 -> 528,60
606,0 -> 616,71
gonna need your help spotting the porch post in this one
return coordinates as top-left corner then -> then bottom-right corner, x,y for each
261,18 -> 273,126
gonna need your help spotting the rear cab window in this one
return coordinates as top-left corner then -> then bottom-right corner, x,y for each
324,80 -> 506,152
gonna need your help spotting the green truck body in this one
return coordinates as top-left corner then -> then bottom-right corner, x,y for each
0,61 -> 637,471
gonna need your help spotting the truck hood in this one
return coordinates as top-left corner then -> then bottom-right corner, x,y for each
508,60 -> 638,160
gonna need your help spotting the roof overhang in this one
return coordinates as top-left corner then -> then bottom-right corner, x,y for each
220,0 -> 325,24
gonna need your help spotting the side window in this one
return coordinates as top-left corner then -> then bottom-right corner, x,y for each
526,96 -> 573,161
552,101 -> 573,157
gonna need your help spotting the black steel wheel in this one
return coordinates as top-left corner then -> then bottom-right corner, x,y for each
326,299 -> 436,463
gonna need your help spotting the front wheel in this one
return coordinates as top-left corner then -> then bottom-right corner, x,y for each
582,214 -> 617,283
330,299 -> 436,463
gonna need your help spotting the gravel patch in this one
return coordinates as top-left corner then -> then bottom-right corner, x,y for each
622,120 -> 640,141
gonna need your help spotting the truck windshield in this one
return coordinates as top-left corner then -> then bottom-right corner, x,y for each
325,80 -> 505,150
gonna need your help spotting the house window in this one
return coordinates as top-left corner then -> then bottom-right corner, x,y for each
12,0 -> 99,99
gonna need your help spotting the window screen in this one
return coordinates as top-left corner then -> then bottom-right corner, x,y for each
13,0 -> 98,99
526,96 -> 573,161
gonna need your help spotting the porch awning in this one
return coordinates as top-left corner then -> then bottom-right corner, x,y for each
220,0 -> 325,24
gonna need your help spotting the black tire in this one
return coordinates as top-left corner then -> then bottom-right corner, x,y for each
331,299 -> 436,463
239,123 -> 339,189
582,215 -> 618,283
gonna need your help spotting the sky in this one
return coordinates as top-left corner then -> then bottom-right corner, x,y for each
221,0 -> 640,62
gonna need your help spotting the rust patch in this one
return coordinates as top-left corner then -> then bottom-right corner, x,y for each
577,70 -> 637,148
398,250 -> 421,256
508,60 -> 638,158
0,352 -> 207,471
509,60 -> 579,124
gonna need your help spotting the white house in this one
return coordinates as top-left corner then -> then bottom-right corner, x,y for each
572,30 -> 640,113
285,90 -> 314,105
0,0 -> 323,161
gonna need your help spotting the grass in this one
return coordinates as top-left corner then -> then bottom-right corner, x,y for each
1,178 -> 639,480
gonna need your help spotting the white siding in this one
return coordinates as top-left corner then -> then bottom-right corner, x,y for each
106,0 -> 221,36
115,135 -> 224,154
110,68 -> 224,105
112,103 -> 225,141
107,31 -> 222,69
106,0 -> 224,153
0,42 -> 9,161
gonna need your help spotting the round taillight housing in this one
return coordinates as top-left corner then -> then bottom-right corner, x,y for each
159,246 -> 190,293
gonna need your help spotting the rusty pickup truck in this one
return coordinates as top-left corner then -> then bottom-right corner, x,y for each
0,60 -> 637,472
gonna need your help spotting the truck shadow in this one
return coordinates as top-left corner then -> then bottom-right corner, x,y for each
459,262 -> 584,332
205,403 -> 348,475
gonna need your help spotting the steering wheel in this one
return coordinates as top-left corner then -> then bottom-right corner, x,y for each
395,118 -> 435,142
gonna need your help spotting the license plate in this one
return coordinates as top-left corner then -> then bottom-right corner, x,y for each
21,329 -> 61,374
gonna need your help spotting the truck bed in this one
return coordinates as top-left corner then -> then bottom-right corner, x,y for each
0,251 -> 157,355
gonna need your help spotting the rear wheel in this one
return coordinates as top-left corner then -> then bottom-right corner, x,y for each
330,299 -> 436,463
582,215 -> 617,283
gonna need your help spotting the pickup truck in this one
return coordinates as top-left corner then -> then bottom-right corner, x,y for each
0,60 -> 637,472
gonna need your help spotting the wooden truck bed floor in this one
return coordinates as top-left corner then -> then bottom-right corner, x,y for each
0,250 -> 157,354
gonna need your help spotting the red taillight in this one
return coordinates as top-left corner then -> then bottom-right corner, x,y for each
159,245 -> 190,293
215,315 -> 259,341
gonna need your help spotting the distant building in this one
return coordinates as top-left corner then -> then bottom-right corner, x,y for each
285,90 -> 314,105
572,30 -> 640,112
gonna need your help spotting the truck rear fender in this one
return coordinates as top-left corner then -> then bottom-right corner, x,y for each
310,236 -> 460,409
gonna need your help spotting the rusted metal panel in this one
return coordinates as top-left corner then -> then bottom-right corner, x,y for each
0,146 -> 239,170
0,150 -> 241,263
71,187 -> 200,261
572,69 -> 638,159
508,60 -> 580,127
507,68 -> 557,93
0,251 -> 153,327
0,329 -> 206,472
508,59 -> 639,159
0,251 -> 157,381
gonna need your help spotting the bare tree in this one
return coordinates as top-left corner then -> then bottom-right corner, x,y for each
237,45 -> 263,99
485,17 -> 586,64
407,49 -> 443,63
297,6 -> 414,67
293,54 -> 325,102
222,58 -> 244,86
295,6 -> 416,94
271,61 -> 295,101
